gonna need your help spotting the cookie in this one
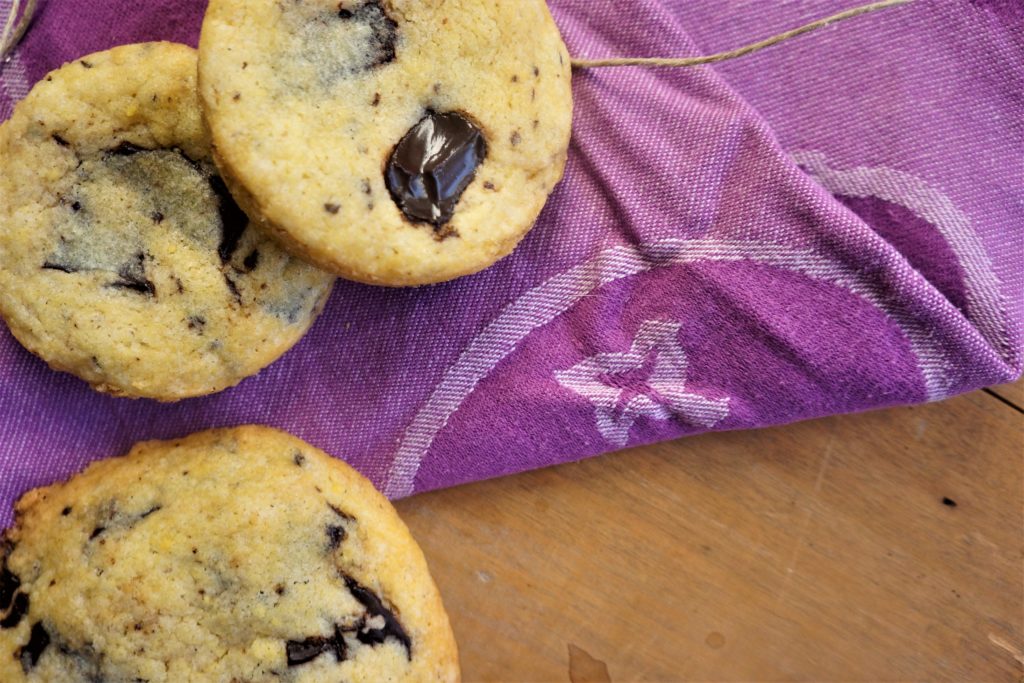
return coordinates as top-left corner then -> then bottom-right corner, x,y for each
0,43 -> 336,400
0,425 -> 460,682
198,0 -> 573,286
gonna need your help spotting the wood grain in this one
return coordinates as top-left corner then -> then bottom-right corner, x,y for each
397,388 -> 1024,682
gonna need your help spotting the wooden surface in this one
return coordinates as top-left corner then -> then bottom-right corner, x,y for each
396,381 -> 1024,682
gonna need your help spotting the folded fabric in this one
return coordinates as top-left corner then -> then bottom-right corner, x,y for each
1,0 -> 1020,526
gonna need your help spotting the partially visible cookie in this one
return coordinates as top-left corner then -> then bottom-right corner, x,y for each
199,0 -> 573,286
0,426 -> 460,682
0,43 -> 336,400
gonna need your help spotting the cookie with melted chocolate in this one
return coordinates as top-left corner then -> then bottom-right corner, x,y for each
199,0 -> 573,285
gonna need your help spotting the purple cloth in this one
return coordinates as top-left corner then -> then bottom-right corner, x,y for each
1,0 -> 1021,524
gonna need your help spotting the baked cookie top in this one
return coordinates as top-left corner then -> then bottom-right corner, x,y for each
0,425 -> 460,682
0,43 -> 336,400
199,0 -> 573,286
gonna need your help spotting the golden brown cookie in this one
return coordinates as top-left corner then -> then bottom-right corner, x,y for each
199,0 -> 573,285
0,43 -> 336,400
0,425 -> 460,682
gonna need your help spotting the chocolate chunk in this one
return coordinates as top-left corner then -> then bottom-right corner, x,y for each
344,575 -> 411,658
89,527 -> 106,541
208,176 -> 248,263
18,622 -> 50,672
51,133 -> 70,147
1,591 -> 28,629
286,627 -> 347,666
80,60 -> 93,68
328,504 -> 354,522
385,111 -> 487,227
326,525 -> 347,550
224,273 -> 242,303
242,249 -> 260,272
61,506 -> 72,516
0,566 -> 20,611
106,141 -> 147,157
70,201 -> 82,212
42,261 -> 77,274
151,211 -> 164,223
324,203 -> 341,214
337,1 -> 397,69
293,452 -> 306,466
108,252 -> 155,296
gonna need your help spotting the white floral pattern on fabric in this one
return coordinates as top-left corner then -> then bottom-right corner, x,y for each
554,320 -> 730,447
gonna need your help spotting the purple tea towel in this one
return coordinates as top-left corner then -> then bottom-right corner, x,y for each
1,0 -> 1021,524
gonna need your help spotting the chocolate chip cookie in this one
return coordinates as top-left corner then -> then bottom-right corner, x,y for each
0,426 -> 460,682
199,0 -> 573,286
0,43 -> 336,400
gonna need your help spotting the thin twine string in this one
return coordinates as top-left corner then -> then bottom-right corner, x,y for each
1,0 -> 37,61
571,0 -> 913,69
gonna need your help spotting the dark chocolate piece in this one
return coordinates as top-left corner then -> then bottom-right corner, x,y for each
1,591 -> 28,629
42,261 -> 77,274
337,1 -> 397,69
0,567 -> 20,611
151,211 -> 165,223
108,252 -> 155,296
106,141 -> 147,157
224,273 -> 242,303
89,527 -> 106,541
385,111 -> 487,227
293,452 -> 306,466
18,622 -> 50,672
242,249 -> 260,272
286,627 -> 347,666
61,506 -> 72,516
324,203 -> 341,214
208,176 -> 248,263
328,504 -> 354,522
51,133 -> 70,147
326,525 -> 347,550
344,575 -> 411,658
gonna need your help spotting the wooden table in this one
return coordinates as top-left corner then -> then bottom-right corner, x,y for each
396,380 -> 1024,682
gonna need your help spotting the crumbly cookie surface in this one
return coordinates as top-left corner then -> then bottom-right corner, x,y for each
0,426 -> 460,682
0,43 -> 336,400
199,0 -> 573,286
